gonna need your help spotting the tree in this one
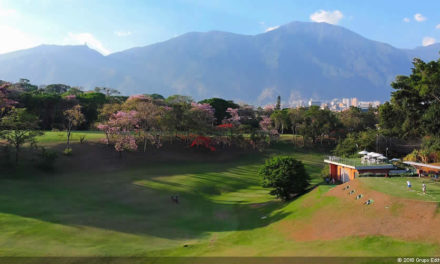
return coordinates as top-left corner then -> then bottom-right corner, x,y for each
63,87 -> 84,96
64,105 -> 85,150
16,92 -> 65,130
333,129 -> 377,157
165,95 -> 193,105
259,116 -> 278,143
259,156 -> 310,201
76,92 -> 107,129
381,57 -> 440,138
199,98 -> 238,125
288,107 -> 306,145
378,101 -> 404,137
44,84 -> 70,94
148,93 -> 165,100
302,106 -> 340,144
188,102 -> 216,134
123,95 -> 165,151
98,103 -> 122,122
15,79 -> 38,92
270,109 -> 290,134
0,83 -> 16,117
97,111 -> 139,156
0,108 -> 42,163
95,87 -> 120,97
338,106 -> 377,134
275,95 -> 281,110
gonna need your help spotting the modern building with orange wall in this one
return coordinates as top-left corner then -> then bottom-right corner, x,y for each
325,156 -> 395,183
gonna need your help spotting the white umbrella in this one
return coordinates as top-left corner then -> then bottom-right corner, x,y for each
371,153 -> 382,158
377,156 -> 387,160
358,150 -> 369,155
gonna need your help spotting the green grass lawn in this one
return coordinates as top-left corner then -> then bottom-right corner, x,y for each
0,140 -> 438,257
360,177 -> 440,202
35,131 -> 105,143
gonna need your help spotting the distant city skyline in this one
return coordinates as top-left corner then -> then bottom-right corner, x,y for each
270,97 -> 380,111
0,0 -> 440,55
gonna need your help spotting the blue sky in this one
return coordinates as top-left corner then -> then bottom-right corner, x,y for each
0,0 -> 439,55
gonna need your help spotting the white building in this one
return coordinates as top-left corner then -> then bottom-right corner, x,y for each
308,99 -> 321,107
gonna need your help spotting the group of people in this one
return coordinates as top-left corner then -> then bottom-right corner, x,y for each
406,180 -> 426,194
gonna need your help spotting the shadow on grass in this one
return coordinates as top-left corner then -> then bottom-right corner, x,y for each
0,150 -> 289,240
0,141 -> 324,240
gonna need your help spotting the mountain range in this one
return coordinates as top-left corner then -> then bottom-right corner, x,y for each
0,21 -> 439,105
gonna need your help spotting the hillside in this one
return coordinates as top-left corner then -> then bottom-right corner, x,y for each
0,21 -> 439,104
0,136 -> 439,257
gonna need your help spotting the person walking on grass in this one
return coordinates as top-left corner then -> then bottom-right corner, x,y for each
407,180 -> 412,190
422,183 -> 426,194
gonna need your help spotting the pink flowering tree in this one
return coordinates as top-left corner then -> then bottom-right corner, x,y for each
263,104 -> 275,115
259,116 -> 272,131
216,107 -> 241,144
223,108 -> 240,126
64,105 -> 85,151
187,102 -> 216,134
0,83 -> 17,117
97,111 -> 139,156
123,95 -> 166,151
259,115 -> 279,143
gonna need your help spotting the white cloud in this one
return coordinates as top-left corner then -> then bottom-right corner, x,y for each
414,13 -> 427,22
0,25 -> 40,54
422,37 -> 436,46
403,17 -> 410,23
265,25 -> 279,32
114,30 -> 132,37
310,10 -> 344,25
63,32 -> 110,55
0,5 -> 18,18
436,24 -> 440,29
257,87 -> 278,104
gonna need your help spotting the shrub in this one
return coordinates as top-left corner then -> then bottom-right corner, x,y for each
333,129 -> 377,157
321,164 -> 330,180
259,156 -> 310,201
63,148 -> 73,156
79,135 -> 87,144
36,147 -> 58,171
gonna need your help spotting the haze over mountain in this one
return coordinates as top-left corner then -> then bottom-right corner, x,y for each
0,21 -> 439,105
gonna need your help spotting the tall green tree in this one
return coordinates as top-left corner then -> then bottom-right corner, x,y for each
381,57 -> 440,138
199,98 -> 238,125
302,106 -> 340,144
270,109 -> 290,134
338,106 -> 377,134
275,95 -> 281,110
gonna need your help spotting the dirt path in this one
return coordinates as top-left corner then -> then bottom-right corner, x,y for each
281,179 -> 440,243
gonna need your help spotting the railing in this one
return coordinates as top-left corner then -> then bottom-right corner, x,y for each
325,156 -> 391,167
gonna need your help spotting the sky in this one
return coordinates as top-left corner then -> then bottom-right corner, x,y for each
0,0 -> 440,55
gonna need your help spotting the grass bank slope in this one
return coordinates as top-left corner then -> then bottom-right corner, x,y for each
0,142 -> 439,256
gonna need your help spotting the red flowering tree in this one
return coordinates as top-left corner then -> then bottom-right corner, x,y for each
190,136 -> 216,152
